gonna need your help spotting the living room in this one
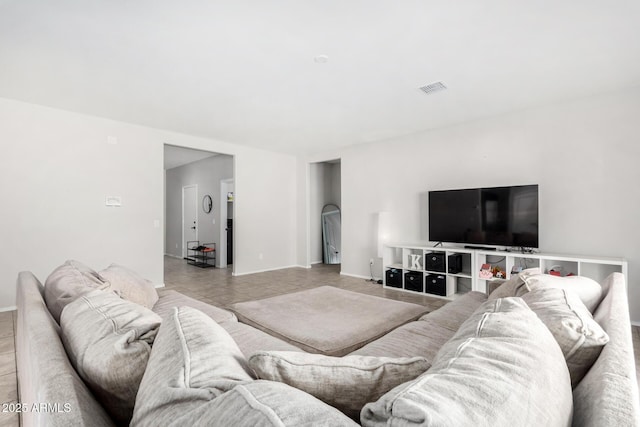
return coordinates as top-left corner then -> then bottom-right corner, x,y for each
1,1 -> 640,425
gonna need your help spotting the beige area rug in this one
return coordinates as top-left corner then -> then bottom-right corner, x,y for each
230,286 -> 430,356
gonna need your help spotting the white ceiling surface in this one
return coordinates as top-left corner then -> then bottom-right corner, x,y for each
1,1 -> 639,154
164,145 -> 217,170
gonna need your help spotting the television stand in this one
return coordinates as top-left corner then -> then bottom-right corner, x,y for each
464,245 -> 496,251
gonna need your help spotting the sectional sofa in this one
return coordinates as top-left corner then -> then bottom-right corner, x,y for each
15,261 -> 640,426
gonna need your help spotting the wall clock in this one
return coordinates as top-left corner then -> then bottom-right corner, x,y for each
203,194 -> 213,213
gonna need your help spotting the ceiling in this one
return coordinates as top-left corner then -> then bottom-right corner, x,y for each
1,1 -> 639,155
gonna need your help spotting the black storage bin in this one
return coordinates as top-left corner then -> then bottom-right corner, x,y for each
425,274 -> 447,296
404,271 -> 424,292
448,253 -> 463,274
385,269 -> 402,288
426,252 -> 446,272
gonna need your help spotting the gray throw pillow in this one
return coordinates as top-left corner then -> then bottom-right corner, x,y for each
131,306 -> 356,426
61,289 -> 162,425
361,297 -> 573,427
99,263 -> 159,309
522,287 -> 609,387
248,351 -> 430,420
44,259 -> 111,323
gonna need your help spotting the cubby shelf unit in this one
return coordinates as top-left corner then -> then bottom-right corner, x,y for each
382,243 -> 627,300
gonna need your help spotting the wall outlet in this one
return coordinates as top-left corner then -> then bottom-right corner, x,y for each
259,253 -> 264,260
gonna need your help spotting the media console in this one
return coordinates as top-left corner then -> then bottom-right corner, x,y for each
382,243 -> 627,300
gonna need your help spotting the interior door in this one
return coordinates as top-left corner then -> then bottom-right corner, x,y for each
182,185 -> 198,258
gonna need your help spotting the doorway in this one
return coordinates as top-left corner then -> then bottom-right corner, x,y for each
182,184 -> 198,258
164,144 -> 235,277
308,159 -> 342,266
219,178 -> 234,268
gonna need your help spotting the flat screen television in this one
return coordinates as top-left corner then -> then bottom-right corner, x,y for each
428,184 -> 539,248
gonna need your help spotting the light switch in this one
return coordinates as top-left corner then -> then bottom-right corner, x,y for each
105,196 -> 122,207
153,220 -> 160,228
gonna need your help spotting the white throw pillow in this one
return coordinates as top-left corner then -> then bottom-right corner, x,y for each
248,351 -> 430,419
99,263 -> 159,309
522,287 -> 609,387
522,273 -> 603,312
361,297 -> 573,427
61,289 -> 161,424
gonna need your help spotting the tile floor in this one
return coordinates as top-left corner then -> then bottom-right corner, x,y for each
1,256 -> 639,427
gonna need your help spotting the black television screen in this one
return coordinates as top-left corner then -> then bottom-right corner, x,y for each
428,185 -> 539,248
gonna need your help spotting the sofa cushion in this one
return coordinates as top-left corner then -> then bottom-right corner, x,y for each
152,289 -> 237,324
132,306 -> 356,426
248,351 -> 429,420
99,263 -> 159,309
349,319 -> 454,360
60,289 -> 161,424
221,321 -> 303,356
418,291 -> 486,332
522,273 -> 603,313
44,260 -> 110,323
361,297 -> 573,427
522,287 -> 609,388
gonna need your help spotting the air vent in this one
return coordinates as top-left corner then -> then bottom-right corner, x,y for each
419,81 -> 447,95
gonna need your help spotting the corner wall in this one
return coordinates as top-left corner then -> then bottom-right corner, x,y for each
300,86 -> 640,322
0,98 -> 298,309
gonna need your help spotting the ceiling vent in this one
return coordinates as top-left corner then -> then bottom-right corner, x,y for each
419,81 -> 447,95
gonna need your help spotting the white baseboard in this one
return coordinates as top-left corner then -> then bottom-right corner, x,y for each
0,306 -> 17,313
340,271 -> 381,282
164,253 -> 182,259
154,283 -> 166,289
233,265 -> 303,277
311,260 -> 323,265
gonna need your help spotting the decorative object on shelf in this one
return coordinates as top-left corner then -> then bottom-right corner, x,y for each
479,263 -> 493,279
202,195 -> 213,213
227,192 -> 234,202
409,254 -> 422,270
492,266 -> 505,279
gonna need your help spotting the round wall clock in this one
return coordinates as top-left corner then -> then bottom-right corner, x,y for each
203,194 -> 213,213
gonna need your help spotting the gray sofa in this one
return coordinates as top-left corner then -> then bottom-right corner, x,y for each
16,269 -> 640,426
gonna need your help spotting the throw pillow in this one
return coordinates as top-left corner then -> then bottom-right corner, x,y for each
131,306 -> 356,426
60,289 -> 162,425
522,287 -> 609,388
44,259 -> 111,323
248,351 -> 430,420
522,274 -> 603,312
361,297 -> 572,427
99,263 -> 159,309
487,267 -> 540,300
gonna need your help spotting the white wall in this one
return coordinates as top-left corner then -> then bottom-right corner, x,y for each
165,154 -> 233,261
0,97 -> 298,309
309,162 -> 341,263
300,87 -> 640,322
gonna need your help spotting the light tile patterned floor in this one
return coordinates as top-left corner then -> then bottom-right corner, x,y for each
1,257 -> 640,427
0,311 -> 18,427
